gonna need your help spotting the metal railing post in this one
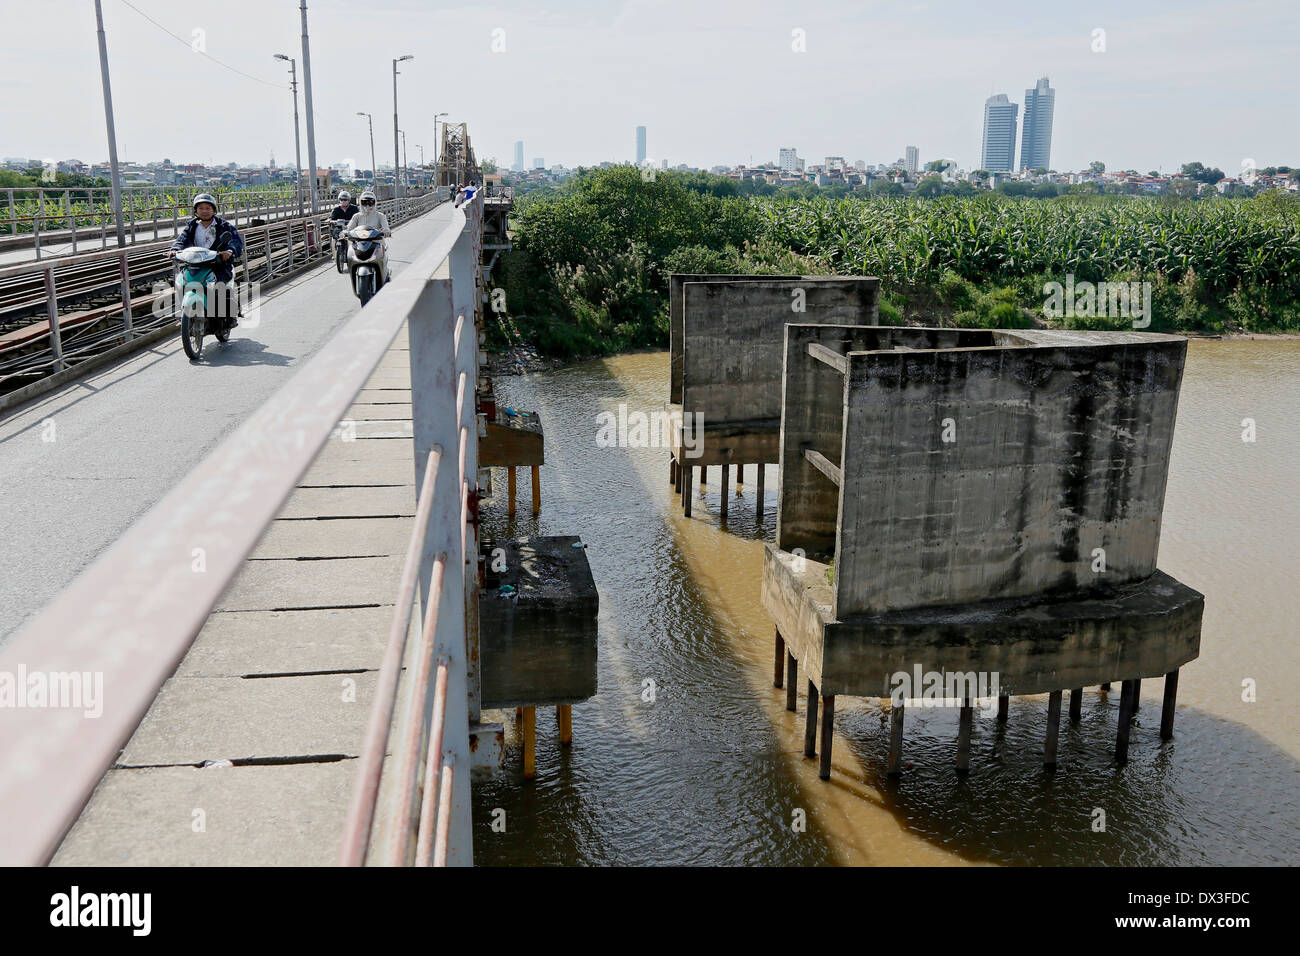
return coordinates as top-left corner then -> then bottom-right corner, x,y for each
67,192 -> 78,255
408,275 -> 473,867
34,191 -> 43,260
44,267 -> 64,371
120,251 -> 133,341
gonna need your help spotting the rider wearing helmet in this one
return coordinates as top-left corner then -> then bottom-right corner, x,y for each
169,193 -> 245,322
330,189 -> 359,222
346,189 -> 391,236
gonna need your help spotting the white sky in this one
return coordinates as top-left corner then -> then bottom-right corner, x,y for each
2,0 -> 1295,176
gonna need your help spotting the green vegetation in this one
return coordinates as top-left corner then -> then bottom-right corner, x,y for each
495,168 -> 1300,358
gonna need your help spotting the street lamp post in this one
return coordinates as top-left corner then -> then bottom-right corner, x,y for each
399,130 -> 408,191
356,112 -> 376,189
273,54 -> 303,215
93,0 -> 126,249
299,1 -> 320,214
392,55 -> 413,197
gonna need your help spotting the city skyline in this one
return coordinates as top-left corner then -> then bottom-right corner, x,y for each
2,0 -> 1296,177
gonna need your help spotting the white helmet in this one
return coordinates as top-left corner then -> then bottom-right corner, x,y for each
338,190 -> 352,201
359,189 -> 376,204
192,192 -> 218,214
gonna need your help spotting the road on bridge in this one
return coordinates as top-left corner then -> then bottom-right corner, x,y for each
0,200 -> 456,642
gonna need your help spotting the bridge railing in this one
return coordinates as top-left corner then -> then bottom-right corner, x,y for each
0,194 -> 483,866
2,183 -> 438,259
0,192 -> 444,405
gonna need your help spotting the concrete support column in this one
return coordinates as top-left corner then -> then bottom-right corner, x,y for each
887,702 -> 905,776
1044,689 -> 1062,768
1160,669 -> 1179,741
1116,678 -> 1138,764
785,651 -> 797,712
956,699 -> 973,773
819,695 -> 835,780
803,680 -> 819,757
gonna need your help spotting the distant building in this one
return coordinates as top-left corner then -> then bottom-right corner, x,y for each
513,141 -> 524,172
905,146 -> 919,173
636,126 -> 647,165
532,157 -> 544,170
981,94 -> 1019,173
1019,76 -> 1055,171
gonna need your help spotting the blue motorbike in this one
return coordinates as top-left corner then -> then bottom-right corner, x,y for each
173,244 -> 236,360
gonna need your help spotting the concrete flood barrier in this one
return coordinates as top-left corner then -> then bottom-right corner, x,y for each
761,325 -> 1205,777
666,275 -> 880,518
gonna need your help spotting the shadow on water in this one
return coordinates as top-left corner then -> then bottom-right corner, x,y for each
471,358 -> 836,866
836,694 -> 1300,866
470,349 -> 1300,866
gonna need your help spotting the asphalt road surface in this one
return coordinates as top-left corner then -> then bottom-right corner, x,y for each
0,201 -> 455,642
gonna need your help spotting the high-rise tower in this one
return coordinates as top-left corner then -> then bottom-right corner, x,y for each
1019,77 -> 1055,171
981,94 -> 1019,172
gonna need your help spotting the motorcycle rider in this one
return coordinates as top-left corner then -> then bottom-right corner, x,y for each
346,189 -> 392,283
329,190 -> 359,261
169,193 -> 244,326
346,189 -> 391,236
330,190 -> 359,222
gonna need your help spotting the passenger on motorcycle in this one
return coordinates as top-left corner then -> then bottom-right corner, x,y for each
169,193 -> 244,324
330,190 -> 359,222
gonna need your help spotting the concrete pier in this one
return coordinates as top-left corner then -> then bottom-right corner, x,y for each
668,275 -> 879,511
762,325 -> 1205,777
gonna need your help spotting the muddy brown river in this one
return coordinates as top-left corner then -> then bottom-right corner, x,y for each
472,340 -> 1300,865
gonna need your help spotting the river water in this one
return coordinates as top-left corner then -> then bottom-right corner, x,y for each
472,340 -> 1300,865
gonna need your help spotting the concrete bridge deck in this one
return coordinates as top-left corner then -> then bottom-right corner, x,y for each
53,341 -> 419,865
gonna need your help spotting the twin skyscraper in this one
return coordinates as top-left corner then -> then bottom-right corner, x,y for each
981,77 -> 1055,173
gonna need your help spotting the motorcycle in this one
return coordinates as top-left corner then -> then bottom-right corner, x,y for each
173,242 -> 237,360
328,219 -> 348,274
346,226 -> 387,306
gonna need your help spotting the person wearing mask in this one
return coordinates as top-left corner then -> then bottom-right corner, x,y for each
346,189 -> 392,284
330,190 -> 359,222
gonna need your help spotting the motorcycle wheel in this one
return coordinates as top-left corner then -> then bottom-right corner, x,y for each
335,242 -> 346,274
357,273 -> 375,306
181,311 -> 204,360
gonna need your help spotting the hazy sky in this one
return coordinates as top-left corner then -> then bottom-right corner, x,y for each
3,0 -> 1295,176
